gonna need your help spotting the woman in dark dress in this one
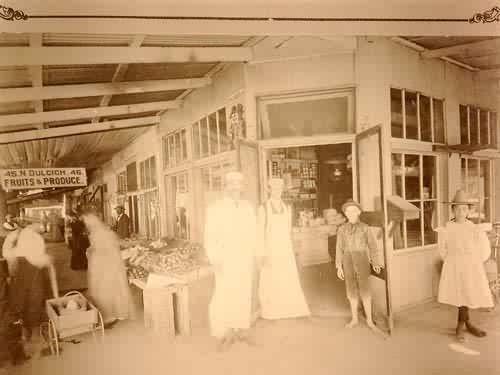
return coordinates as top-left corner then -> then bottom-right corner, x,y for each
69,213 -> 89,271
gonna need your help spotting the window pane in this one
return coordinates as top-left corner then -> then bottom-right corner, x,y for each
145,158 -> 151,189
162,137 -> 168,169
391,88 -> 403,138
150,157 -> 156,187
490,112 -> 497,147
391,153 -> 403,196
393,221 -> 405,250
467,159 -> 479,198
422,155 -> 436,199
423,201 -> 437,245
459,105 -> 469,144
404,154 -> 420,200
420,95 -> 432,142
200,118 -> 209,157
181,129 -> 188,160
480,160 -> 491,222
192,123 -> 200,159
433,99 -> 445,143
470,108 -> 479,144
140,162 -> 146,189
175,132 -> 181,163
264,96 -> 351,139
405,92 -> 418,140
460,158 -> 467,192
406,204 -> 423,248
209,112 -> 218,155
169,135 -> 175,165
480,109 -> 489,145
218,108 -> 231,152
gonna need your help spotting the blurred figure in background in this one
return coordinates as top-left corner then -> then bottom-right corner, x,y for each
113,205 -> 130,239
68,211 -> 89,271
83,213 -> 135,325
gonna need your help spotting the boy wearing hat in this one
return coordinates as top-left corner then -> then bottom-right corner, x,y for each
336,199 -> 383,332
436,190 -> 493,342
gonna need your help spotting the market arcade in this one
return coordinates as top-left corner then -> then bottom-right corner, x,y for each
1,34 -> 499,336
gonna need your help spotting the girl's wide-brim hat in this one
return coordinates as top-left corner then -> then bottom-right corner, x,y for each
445,189 -> 479,206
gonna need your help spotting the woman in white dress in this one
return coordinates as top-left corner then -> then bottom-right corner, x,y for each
436,190 -> 493,342
257,178 -> 310,320
82,213 -> 135,325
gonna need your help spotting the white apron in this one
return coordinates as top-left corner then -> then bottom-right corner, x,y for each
258,200 -> 310,320
204,197 -> 257,338
436,221 -> 493,308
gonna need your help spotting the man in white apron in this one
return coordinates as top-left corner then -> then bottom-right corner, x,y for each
204,171 -> 257,351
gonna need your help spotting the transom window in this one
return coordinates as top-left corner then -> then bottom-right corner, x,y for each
192,107 -> 232,159
162,129 -> 188,169
459,105 -> 497,147
391,152 -> 438,249
391,88 -> 445,143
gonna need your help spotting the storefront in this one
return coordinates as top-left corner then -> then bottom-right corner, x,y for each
97,36 -> 499,325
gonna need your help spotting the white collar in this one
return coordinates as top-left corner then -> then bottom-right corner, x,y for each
3,222 -> 18,231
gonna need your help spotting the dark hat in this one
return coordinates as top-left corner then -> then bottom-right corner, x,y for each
114,205 -> 125,210
445,189 -> 479,206
341,199 -> 362,213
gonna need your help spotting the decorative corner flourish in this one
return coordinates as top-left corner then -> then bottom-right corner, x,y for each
0,4 -> 28,21
469,6 -> 500,23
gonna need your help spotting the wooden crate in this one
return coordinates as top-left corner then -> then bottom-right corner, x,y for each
143,284 -> 191,337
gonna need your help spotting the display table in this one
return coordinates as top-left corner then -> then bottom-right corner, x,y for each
130,265 -> 214,337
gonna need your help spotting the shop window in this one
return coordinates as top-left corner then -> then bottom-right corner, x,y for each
258,89 -> 354,139
166,173 -> 190,240
459,105 -> 497,146
139,156 -> 157,190
191,107 -> 232,160
391,88 -> 445,143
116,171 -> 127,194
162,128 -> 188,169
391,153 -> 438,250
126,162 -> 137,192
460,157 -> 492,223
139,190 -> 160,240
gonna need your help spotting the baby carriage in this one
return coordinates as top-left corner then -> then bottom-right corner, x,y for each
41,291 -> 104,356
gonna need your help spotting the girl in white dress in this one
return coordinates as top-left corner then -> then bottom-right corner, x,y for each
436,190 -> 493,342
257,178 -> 310,320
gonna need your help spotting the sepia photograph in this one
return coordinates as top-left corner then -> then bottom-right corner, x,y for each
0,1 -> 499,374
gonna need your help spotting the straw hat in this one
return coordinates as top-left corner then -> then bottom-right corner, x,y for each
341,199 -> 362,213
445,189 -> 479,206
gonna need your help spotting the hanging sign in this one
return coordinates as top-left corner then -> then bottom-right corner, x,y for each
0,168 -> 87,190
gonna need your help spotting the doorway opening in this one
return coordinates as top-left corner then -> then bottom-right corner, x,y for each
263,142 -> 354,317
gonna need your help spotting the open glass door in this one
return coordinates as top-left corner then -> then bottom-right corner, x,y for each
237,139 -> 262,321
355,124 -> 393,334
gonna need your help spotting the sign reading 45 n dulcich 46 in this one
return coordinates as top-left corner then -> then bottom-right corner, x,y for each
0,168 -> 87,190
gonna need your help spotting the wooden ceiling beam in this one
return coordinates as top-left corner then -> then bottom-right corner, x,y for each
421,38 -> 500,59
0,101 -> 181,127
28,34 -> 44,130
0,46 -> 253,66
0,77 -> 211,103
93,34 -> 147,124
0,116 -> 159,144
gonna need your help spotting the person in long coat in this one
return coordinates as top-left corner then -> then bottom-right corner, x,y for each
2,224 -> 59,341
435,190 -> 493,342
113,206 -> 130,239
257,178 -> 310,320
204,171 -> 257,351
83,213 -> 135,325
69,212 -> 89,271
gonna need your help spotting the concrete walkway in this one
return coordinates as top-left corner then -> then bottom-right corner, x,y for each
6,243 -> 500,375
